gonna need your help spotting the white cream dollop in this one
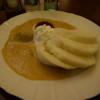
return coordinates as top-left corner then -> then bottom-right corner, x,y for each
33,25 -> 98,69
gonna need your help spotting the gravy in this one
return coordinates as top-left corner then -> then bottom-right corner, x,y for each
2,19 -> 81,80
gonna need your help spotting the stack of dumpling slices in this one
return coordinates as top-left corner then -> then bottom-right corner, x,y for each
33,25 -> 98,70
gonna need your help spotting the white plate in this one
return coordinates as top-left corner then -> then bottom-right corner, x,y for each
0,11 -> 100,100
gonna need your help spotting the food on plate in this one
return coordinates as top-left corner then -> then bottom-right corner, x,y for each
2,11 -> 98,80
34,25 -> 98,69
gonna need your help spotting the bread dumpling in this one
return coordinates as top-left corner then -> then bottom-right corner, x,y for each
33,25 -> 98,69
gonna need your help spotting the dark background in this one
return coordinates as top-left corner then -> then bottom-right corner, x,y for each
59,0 -> 100,26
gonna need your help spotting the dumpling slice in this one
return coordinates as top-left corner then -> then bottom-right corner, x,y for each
54,28 -> 97,44
52,34 -> 98,56
46,40 -> 96,68
35,44 -> 76,69
33,25 -> 97,69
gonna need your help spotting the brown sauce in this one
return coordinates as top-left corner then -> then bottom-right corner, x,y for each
2,18 -> 82,80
